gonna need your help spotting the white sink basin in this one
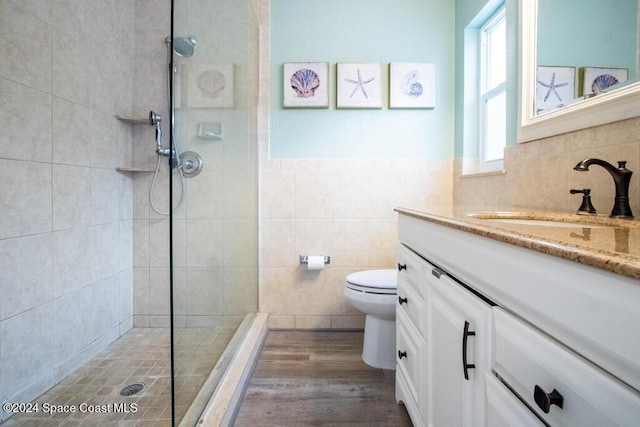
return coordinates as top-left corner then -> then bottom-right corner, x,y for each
482,218 -> 603,228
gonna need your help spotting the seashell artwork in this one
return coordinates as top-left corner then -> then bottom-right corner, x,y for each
283,63 -> 329,108
197,69 -> 227,98
188,64 -> 234,108
389,63 -> 435,108
591,74 -> 619,94
290,69 -> 321,98
400,70 -> 424,98
580,67 -> 627,97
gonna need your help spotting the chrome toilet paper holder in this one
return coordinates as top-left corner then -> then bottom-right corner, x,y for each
299,255 -> 331,264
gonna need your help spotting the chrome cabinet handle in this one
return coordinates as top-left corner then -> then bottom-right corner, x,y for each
534,385 -> 564,413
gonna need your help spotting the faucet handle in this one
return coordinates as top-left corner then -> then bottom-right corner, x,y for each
570,188 -> 596,215
570,188 -> 590,196
617,161 -> 628,169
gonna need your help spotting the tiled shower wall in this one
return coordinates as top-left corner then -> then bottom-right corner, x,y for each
0,0 -> 136,419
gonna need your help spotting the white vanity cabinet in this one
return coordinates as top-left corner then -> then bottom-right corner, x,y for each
395,244 -> 428,426
427,270 -> 492,427
396,211 -> 640,427
395,244 -> 492,427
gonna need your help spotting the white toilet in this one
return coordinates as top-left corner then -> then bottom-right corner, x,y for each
344,269 -> 398,370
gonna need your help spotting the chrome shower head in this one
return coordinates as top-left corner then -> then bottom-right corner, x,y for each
165,35 -> 197,57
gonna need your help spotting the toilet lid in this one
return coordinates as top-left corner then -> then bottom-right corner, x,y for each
346,269 -> 397,290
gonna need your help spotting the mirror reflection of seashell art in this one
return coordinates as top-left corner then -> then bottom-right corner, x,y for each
579,67 -> 628,98
188,64 -> 234,108
283,62 -> 329,108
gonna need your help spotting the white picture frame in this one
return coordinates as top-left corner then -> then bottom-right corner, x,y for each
580,67 -> 628,97
389,62 -> 435,109
188,63 -> 234,108
336,63 -> 382,109
283,62 -> 329,108
536,66 -> 576,114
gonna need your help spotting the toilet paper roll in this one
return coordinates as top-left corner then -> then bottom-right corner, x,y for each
307,255 -> 325,271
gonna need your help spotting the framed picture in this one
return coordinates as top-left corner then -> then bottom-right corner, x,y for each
536,66 -> 575,113
579,67 -> 628,97
283,62 -> 329,108
336,63 -> 382,109
188,63 -> 234,108
389,63 -> 435,109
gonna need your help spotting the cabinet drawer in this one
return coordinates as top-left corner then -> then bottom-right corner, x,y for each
396,308 -> 425,404
493,307 -> 640,426
485,372 -> 545,427
397,244 -> 429,297
397,275 -> 426,336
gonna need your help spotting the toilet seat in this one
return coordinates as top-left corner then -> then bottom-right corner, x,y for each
346,269 -> 397,295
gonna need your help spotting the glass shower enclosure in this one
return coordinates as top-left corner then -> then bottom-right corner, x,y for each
168,0 -> 259,424
0,0 -> 258,424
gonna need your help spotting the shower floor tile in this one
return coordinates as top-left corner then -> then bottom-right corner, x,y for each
3,327 -> 235,426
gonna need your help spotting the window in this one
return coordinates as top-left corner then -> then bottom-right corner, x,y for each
479,6 -> 506,164
462,2 -> 507,175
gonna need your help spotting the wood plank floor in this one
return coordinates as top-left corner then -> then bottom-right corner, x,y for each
233,331 -> 413,426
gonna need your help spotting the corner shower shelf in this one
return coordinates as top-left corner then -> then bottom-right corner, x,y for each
116,115 -> 151,125
116,114 -> 155,172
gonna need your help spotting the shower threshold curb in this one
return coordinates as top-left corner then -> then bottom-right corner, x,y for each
196,312 -> 268,427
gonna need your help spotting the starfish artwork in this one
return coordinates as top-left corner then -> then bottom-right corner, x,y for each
537,72 -> 569,103
344,68 -> 375,99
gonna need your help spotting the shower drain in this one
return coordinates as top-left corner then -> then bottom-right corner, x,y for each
119,383 -> 145,397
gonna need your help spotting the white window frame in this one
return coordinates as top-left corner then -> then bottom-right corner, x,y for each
462,1 -> 507,176
479,6 -> 506,165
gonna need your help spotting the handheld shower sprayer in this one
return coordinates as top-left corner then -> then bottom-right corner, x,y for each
149,110 -> 172,158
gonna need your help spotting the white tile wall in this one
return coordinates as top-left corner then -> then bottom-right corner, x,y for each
0,0 -> 136,417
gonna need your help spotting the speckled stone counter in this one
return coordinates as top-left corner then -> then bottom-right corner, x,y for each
395,207 -> 640,280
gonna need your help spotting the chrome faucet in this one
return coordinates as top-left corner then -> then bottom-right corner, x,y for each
573,159 -> 634,219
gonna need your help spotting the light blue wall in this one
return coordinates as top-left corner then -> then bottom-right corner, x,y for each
270,0 -> 455,159
538,0 -> 638,80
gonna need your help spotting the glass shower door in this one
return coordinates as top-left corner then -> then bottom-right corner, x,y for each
169,0 -> 259,424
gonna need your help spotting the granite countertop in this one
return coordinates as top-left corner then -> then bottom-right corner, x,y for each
395,207 -> 640,280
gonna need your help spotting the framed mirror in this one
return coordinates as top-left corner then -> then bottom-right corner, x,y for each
518,0 -> 640,142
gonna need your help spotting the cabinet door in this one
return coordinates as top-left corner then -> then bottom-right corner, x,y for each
427,270 -> 492,427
